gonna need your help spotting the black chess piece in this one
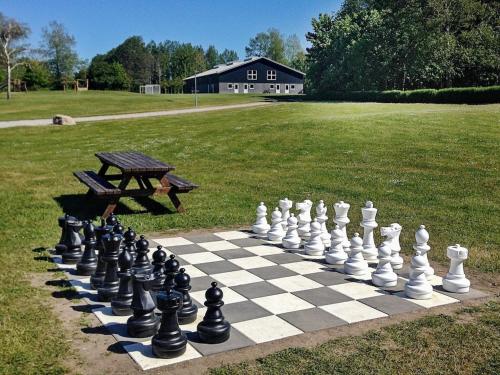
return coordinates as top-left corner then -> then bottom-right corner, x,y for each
113,222 -> 124,236
76,221 -> 98,276
132,235 -> 153,274
151,246 -> 167,292
62,218 -> 83,264
152,287 -> 188,358
55,214 -> 77,254
174,268 -> 198,324
111,247 -> 134,316
127,272 -> 160,337
163,254 -> 180,290
123,227 -> 137,261
197,282 -> 230,344
106,213 -> 119,227
90,220 -> 113,289
97,233 -> 122,302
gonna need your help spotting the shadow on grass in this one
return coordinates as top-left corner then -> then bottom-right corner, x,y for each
53,194 -> 174,220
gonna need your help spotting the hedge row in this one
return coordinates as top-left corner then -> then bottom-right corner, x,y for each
312,86 -> 500,104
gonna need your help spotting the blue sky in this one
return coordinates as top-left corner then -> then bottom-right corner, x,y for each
2,0 -> 341,61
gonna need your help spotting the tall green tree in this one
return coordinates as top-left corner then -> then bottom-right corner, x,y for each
41,21 -> 79,86
205,45 -> 219,68
218,48 -> 238,63
0,13 -> 30,99
246,28 -> 295,64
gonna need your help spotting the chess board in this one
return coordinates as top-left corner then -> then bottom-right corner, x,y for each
52,229 -> 487,371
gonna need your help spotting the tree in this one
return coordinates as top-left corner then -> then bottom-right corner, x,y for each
205,45 -> 219,68
218,48 -> 238,63
0,13 -> 30,99
41,21 -> 79,87
88,54 -> 130,90
284,34 -> 304,64
245,31 -> 270,57
23,60 -> 50,89
245,28 -> 287,63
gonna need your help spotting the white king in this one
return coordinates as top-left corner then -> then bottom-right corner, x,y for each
360,201 -> 378,262
333,201 -> 351,251
442,244 -> 470,293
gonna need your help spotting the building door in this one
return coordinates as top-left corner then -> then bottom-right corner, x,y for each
243,83 -> 248,94
234,83 -> 239,93
285,84 -> 289,94
276,84 -> 281,94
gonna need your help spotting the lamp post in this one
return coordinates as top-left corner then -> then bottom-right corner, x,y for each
194,72 -> 198,108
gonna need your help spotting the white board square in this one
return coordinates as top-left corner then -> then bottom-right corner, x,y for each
252,292 -> 314,314
233,315 -> 302,343
394,291 -> 459,308
179,252 -> 224,265
69,277 -> 95,294
229,256 -> 277,270
329,282 -> 387,299
93,306 -> 128,326
181,265 -> 207,278
321,301 -> 388,323
198,240 -> 240,252
281,261 -> 328,275
213,270 -> 263,287
244,245 -> 283,256
191,287 -> 247,306
214,231 -> 251,240
153,237 -> 193,247
124,342 -> 201,370
268,275 -> 323,293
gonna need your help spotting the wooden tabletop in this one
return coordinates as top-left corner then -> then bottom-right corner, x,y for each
95,152 -> 175,173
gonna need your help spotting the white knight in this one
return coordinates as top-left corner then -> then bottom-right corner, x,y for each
380,223 -> 403,270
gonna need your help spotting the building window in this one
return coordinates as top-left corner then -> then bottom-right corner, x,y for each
247,70 -> 257,80
269,84 -> 274,89
291,84 -> 295,89
249,84 -> 254,89
267,70 -> 276,80
227,83 -> 233,89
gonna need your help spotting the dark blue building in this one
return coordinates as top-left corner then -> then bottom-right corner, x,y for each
184,56 -> 305,94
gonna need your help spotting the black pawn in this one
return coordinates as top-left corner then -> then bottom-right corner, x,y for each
174,268 -> 198,324
90,220 -> 112,289
55,214 -> 76,254
127,272 -> 160,337
105,213 -> 118,227
163,254 -> 180,290
76,221 -> 98,276
62,218 -> 83,264
97,233 -> 122,301
152,287 -> 187,358
151,246 -> 167,292
113,222 -> 124,236
197,282 -> 230,343
133,235 -> 153,274
111,247 -> 134,316
123,227 -> 137,261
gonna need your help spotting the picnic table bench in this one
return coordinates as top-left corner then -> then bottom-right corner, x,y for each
74,151 -> 198,218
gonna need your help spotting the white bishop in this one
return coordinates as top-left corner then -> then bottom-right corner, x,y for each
413,225 -> 434,280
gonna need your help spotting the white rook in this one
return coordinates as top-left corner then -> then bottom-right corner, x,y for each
360,201 -> 378,262
442,244 -> 470,293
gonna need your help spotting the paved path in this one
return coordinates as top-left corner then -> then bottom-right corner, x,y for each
0,101 -> 273,129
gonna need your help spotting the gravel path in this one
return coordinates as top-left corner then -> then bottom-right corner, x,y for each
0,101 -> 273,129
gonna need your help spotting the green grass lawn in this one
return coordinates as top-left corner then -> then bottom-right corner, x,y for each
0,90 -> 267,120
0,102 -> 498,373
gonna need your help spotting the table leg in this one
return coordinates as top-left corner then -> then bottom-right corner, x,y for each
168,189 -> 185,213
100,175 -> 131,219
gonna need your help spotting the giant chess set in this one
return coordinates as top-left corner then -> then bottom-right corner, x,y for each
51,199 -> 487,370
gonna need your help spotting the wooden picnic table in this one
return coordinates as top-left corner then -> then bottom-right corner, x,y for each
74,151 -> 198,218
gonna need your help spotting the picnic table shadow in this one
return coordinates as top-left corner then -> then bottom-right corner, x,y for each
54,194 -> 175,220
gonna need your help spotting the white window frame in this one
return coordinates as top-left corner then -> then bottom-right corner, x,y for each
249,84 -> 254,90
227,83 -> 233,89
267,70 -> 276,80
247,70 -> 257,80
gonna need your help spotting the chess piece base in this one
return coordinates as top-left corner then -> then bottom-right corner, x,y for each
405,285 -> 433,300
178,305 -> 198,324
325,252 -> 347,265
127,314 -> 160,338
197,321 -> 231,344
152,335 -> 187,358
55,244 -> 67,255
97,284 -> 119,302
111,296 -> 133,316
344,262 -> 368,276
62,250 -> 82,264
442,277 -> 470,294
371,273 -> 397,287
76,262 -> 97,276
304,246 -> 324,256
362,247 -> 378,263
282,239 -> 301,250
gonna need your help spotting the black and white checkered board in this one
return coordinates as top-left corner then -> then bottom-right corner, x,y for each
52,230 -> 486,370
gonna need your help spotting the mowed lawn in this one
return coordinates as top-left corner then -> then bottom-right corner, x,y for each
0,90 -> 267,120
0,102 -> 498,374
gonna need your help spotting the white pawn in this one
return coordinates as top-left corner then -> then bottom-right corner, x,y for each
325,225 -> 348,265
268,208 -> 285,241
296,199 -> 313,240
360,201 -> 378,263
304,219 -> 325,256
252,202 -> 270,236
371,241 -> 398,287
344,233 -> 368,276
413,225 -> 434,280
316,200 -> 331,248
404,249 -> 433,299
282,214 -> 301,250
443,244 -> 470,293
279,198 -> 293,230
381,223 -> 403,270
333,201 -> 351,251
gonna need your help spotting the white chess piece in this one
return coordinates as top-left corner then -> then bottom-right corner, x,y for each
442,244 -> 470,293
413,225 -> 434,280
282,213 -> 301,249
371,241 -> 398,287
304,219 -> 325,256
316,200 -> 331,248
333,201 -> 351,251
344,233 -> 368,276
296,199 -> 313,240
404,249 -> 433,299
279,198 -> 293,230
268,208 -> 285,241
252,202 -> 270,236
325,225 -> 348,265
360,201 -> 378,262
381,223 -> 403,270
